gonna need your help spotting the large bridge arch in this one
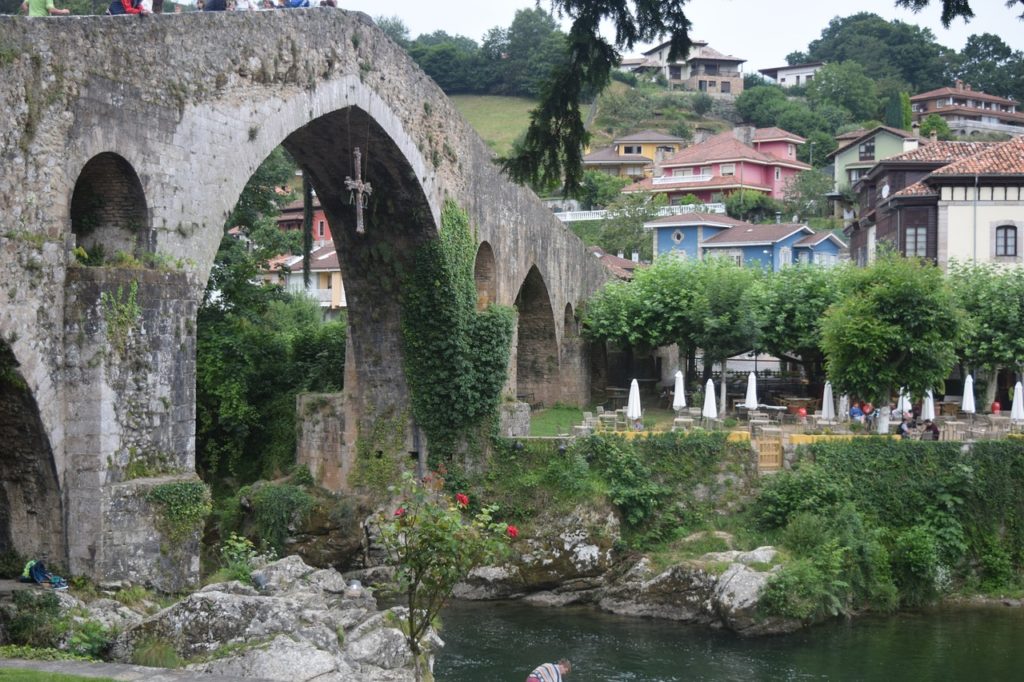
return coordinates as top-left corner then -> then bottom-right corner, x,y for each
0,11 -> 610,584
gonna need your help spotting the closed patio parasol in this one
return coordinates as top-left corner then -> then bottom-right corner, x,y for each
673,371 -> 686,412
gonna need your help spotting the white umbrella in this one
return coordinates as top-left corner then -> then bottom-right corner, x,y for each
672,370 -> 686,411
626,379 -> 642,422
922,389 -> 936,421
962,375 -> 976,415
702,378 -> 718,420
1011,381 -> 1024,423
821,382 -> 836,421
896,387 -> 912,415
744,372 -> 758,410
838,394 -> 850,422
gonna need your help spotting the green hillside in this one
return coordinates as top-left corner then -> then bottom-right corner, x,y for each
450,95 -> 536,157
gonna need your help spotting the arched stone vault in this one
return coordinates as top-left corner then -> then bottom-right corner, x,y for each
0,11 -> 609,584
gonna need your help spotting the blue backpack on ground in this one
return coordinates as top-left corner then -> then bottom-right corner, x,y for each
20,559 -> 68,590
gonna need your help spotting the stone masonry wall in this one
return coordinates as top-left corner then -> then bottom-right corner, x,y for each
63,267 -> 197,580
296,393 -> 348,491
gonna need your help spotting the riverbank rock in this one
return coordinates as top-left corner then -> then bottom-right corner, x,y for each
110,556 -> 431,681
453,504 -> 621,601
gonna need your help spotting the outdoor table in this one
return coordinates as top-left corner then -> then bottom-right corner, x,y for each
672,417 -> 694,432
942,420 -> 965,441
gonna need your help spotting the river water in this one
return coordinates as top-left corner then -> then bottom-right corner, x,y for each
434,600 -> 1024,681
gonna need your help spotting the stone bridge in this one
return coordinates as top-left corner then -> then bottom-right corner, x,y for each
0,11 -> 609,588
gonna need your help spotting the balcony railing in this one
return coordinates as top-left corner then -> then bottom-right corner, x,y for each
287,283 -> 335,305
652,174 -> 714,185
554,203 -> 725,222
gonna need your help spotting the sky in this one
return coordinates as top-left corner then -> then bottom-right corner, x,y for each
340,0 -> 1023,73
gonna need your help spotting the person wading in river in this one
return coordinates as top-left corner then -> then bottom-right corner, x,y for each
526,659 -> 571,682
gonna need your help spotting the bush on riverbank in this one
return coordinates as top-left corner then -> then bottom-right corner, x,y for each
474,431 -> 755,549
755,439 -> 1024,619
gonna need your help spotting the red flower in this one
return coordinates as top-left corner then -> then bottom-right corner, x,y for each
394,507 -> 406,517
506,524 -> 519,539
455,493 -> 469,508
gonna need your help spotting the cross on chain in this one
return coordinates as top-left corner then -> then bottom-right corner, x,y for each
344,147 -> 372,234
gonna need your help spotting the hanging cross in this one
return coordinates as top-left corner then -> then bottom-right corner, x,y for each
344,147 -> 372,235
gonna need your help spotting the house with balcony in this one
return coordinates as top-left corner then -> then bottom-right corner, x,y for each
846,137 -> 1024,270
845,141 -> 998,266
277,196 -> 333,244
582,130 -> 688,178
911,80 -> 1024,137
263,241 -> 347,320
622,127 -> 808,204
628,40 -> 745,96
645,213 -> 844,269
758,61 -> 825,88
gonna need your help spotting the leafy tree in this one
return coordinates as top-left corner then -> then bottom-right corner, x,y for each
725,189 -> 781,223
810,102 -> 854,135
806,62 -> 879,122
668,120 -> 693,142
374,473 -> 512,682
691,92 -> 713,116
798,130 -> 838,168
948,262 -> 1024,405
495,8 -> 568,98
743,72 -> 770,90
803,12 -> 954,91
375,15 -> 411,48
595,191 -> 666,261
578,170 -> 629,210
407,33 -> 483,94
952,33 -> 1024,103
735,85 -> 788,128
760,264 -> 844,385
783,169 -> 834,219
227,147 -> 295,234
821,252 -> 963,432
775,101 -> 823,138
919,113 -> 953,140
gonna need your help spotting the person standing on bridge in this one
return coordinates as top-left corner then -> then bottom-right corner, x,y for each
106,0 -> 150,14
20,0 -> 71,16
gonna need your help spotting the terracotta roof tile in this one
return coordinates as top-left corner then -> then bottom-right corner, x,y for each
702,223 -> 812,245
911,86 -> 1016,106
929,137 -> 1024,176
892,181 -> 937,198
659,131 -> 810,170
587,246 -> 641,280
753,127 -> 806,143
886,140 -> 1000,164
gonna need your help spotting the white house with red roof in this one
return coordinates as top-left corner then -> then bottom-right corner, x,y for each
628,40 -> 746,96
262,241 -> 347,319
623,127 -> 809,204
911,80 -> 1024,137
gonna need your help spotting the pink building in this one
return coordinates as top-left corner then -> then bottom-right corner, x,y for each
622,127 -> 808,204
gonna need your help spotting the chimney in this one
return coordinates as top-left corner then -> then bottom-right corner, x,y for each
732,125 -> 755,145
631,251 -> 640,263
617,251 -> 625,259
775,211 -> 782,224
965,83 -> 972,91
929,130 -> 938,143
954,79 -> 963,90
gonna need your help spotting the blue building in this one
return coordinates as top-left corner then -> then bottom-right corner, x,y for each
645,213 -> 844,270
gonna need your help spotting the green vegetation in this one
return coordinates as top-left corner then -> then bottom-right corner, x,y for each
754,438 -> 1024,620
374,472 -> 512,682
130,637 -> 182,668
401,201 -> 515,469
146,481 -> 212,544
0,592 -> 113,661
529,404 -> 583,436
450,95 -> 536,156
99,281 -> 140,356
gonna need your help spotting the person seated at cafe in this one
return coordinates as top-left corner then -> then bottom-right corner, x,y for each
920,419 -> 940,441
898,412 -> 915,439
862,402 -> 875,426
849,403 -> 864,423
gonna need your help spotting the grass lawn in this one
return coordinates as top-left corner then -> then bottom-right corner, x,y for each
529,406 -> 680,436
0,672 -> 116,682
449,95 -> 536,156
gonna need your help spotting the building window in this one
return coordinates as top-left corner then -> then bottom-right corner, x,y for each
734,254 -> 743,266
996,225 -> 1017,257
318,220 -> 325,238
787,143 -> 795,157
721,81 -> 731,94
779,246 -> 792,268
848,168 -> 863,184
780,77 -> 787,83
905,226 -> 927,258
774,167 -> 781,180
672,229 -> 684,244
806,74 -> 813,82
799,251 -> 810,264
720,163 -> 736,176
858,138 -> 875,162
623,145 -> 641,154
657,145 -> 675,153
